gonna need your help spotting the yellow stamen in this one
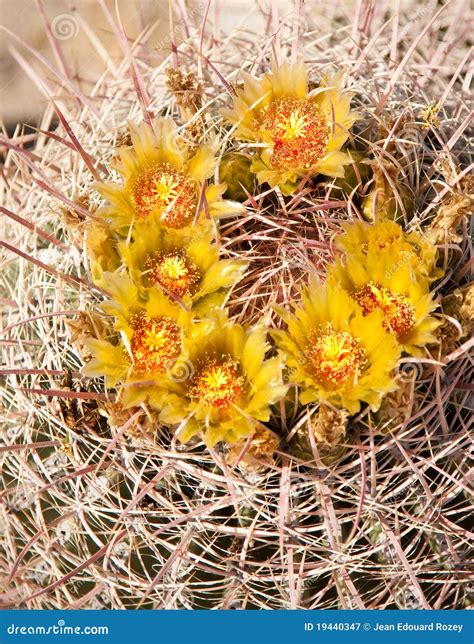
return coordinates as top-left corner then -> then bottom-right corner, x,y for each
190,357 -> 244,410
144,325 -> 169,352
306,324 -> 366,390
146,251 -> 200,298
276,110 -> 309,140
152,175 -> 180,204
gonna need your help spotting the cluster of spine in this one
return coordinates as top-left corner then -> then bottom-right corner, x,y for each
2,6 -> 471,613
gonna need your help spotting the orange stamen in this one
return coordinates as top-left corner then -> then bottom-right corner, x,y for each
146,251 -> 199,298
131,162 -> 197,228
130,311 -> 182,375
355,282 -> 415,340
258,97 -> 329,170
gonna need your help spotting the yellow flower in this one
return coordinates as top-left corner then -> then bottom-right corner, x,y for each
273,281 -> 400,414
219,151 -> 255,201
96,117 -> 243,233
86,221 -> 121,281
111,222 -> 247,315
223,59 -> 358,194
82,275 -> 212,408
334,218 -> 441,283
328,250 -> 441,356
157,313 -> 287,447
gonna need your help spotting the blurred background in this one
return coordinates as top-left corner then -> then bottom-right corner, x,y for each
0,0 -> 300,130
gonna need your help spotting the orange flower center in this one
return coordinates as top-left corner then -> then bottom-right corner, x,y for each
259,98 -> 329,170
146,251 -> 200,298
190,357 -> 244,410
131,162 -> 197,228
306,324 -> 366,390
130,312 -> 182,375
354,282 -> 415,340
